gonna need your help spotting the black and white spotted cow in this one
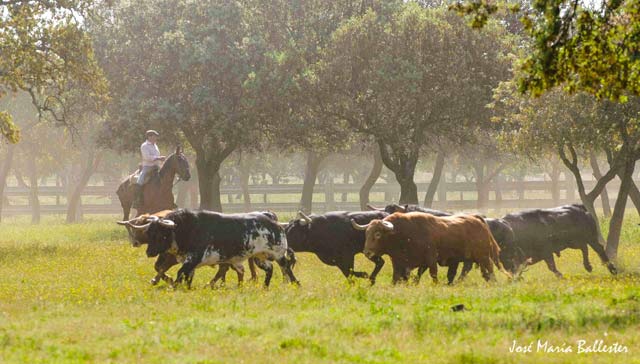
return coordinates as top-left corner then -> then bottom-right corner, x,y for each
144,209 -> 299,288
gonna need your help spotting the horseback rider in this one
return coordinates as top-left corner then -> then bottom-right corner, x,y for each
133,130 -> 166,208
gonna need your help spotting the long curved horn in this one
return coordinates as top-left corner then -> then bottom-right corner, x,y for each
297,211 -> 311,224
116,216 -> 140,225
351,219 -> 370,231
390,204 -> 406,213
366,204 -> 384,211
381,221 -> 395,231
130,222 -> 152,230
158,219 -> 176,228
278,222 -> 290,228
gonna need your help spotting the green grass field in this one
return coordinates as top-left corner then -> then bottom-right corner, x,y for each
0,214 -> 639,364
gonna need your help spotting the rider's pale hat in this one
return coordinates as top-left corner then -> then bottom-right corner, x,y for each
145,130 -> 160,137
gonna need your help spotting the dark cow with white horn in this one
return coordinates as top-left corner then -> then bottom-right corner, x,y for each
143,209 -> 299,289
285,210 -> 388,284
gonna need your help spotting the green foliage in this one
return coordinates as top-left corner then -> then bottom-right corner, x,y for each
452,0 -> 640,100
0,0 -> 108,142
0,111 -> 19,143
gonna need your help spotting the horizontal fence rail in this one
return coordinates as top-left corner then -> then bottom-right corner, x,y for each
0,178 -> 630,217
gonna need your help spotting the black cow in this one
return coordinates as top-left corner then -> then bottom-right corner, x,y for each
285,210 -> 388,284
369,203 -> 523,284
503,204 -> 617,278
368,203 -> 451,217
117,210 -> 282,287
144,209 -> 299,288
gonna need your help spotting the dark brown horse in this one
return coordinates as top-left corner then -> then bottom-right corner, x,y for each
117,146 -> 191,220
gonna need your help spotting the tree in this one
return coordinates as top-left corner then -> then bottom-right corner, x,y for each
0,0 -> 107,143
97,0 -> 267,211
243,0 -> 380,212
452,0 -> 640,101
495,83 -> 640,260
316,4 -> 510,204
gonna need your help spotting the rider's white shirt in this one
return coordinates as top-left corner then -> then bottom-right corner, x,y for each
141,141 -> 161,167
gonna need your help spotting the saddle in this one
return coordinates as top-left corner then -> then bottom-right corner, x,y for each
127,165 -> 160,186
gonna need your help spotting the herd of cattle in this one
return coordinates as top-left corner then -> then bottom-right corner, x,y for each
116,203 -> 618,288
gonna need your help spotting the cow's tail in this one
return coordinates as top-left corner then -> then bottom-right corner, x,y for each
489,231 -> 513,280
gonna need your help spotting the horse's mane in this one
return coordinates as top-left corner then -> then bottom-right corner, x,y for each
158,152 -> 177,179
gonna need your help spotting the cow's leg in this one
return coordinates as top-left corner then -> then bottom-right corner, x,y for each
231,264 -> 245,287
458,260 -> 474,282
391,263 -> 409,284
254,259 -> 274,287
207,264 -> 230,289
478,256 -> 496,282
122,206 -> 130,221
337,258 -> 367,282
543,255 -> 563,279
276,256 -> 300,286
446,261 -> 460,285
414,266 -> 428,284
152,253 -> 178,286
428,262 -> 438,284
367,255 -> 385,285
580,245 -> 593,272
175,252 -> 203,289
249,258 -> 258,282
587,240 -> 617,275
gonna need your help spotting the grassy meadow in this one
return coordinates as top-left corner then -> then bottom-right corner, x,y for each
0,214 -> 639,364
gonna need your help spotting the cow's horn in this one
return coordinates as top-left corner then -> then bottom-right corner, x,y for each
351,219 -> 370,231
130,222 -> 152,230
146,215 -> 160,222
158,219 -> 176,228
366,204 -> 384,211
297,211 -> 311,224
382,221 -> 395,230
278,222 -> 290,228
393,204 -> 407,213
116,216 -> 140,225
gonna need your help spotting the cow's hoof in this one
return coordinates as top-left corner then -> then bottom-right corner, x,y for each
584,264 -> 593,272
608,264 -> 618,275
150,278 -> 159,286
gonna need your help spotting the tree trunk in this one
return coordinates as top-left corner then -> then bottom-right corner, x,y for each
27,154 -> 40,224
549,161 -> 561,206
300,151 -> 324,213
589,152 -> 612,217
606,158 -> 635,261
473,163 -> 489,213
627,181 -> 640,218
176,181 -> 189,207
66,151 -> 101,223
423,152 -> 445,208
359,145 -> 383,210
196,154 -> 224,212
0,144 -> 15,223
239,163 -> 251,212
341,172 -> 348,202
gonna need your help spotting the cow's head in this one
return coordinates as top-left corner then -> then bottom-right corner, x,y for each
351,218 -> 395,258
145,219 -> 178,257
499,244 -> 530,276
116,210 -> 172,247
284,211 -> 312,251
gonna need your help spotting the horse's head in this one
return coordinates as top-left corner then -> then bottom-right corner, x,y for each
164,146 -> 191,181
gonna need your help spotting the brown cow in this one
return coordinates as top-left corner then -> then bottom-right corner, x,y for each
352,212 -> 512,284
